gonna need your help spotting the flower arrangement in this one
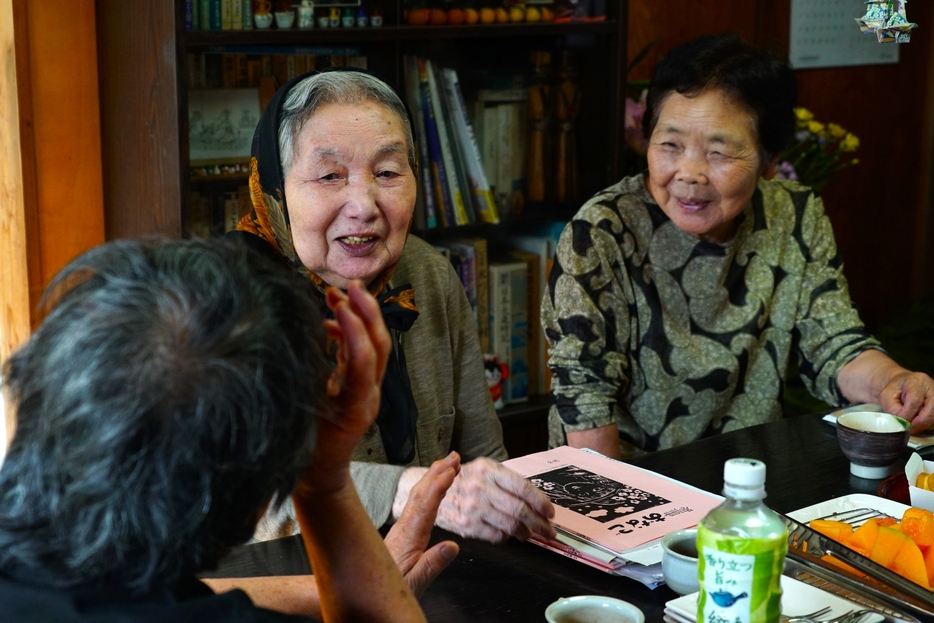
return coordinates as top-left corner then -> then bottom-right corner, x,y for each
775,108 -> 860,192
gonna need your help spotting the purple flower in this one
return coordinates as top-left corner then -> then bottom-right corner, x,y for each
776,161 -> 798,182
624,90 -> 648,154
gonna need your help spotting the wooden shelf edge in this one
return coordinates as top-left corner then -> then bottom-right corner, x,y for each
184,20 -> 618,48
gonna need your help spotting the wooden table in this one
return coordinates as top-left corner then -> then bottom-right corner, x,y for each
207,413 -> 918,621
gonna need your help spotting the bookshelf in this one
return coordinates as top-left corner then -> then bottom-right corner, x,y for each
96,0 -> 629,456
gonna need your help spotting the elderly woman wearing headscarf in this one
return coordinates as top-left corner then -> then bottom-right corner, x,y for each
229,68 -> 554,543
543,34 -> 934,460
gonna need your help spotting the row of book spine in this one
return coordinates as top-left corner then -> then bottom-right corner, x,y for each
434,229 -> 562,404
402,56 -> 500,230
189,51 -> 367,91
186,0 -> 254,31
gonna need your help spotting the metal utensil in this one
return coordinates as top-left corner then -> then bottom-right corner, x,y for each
782,513 -> 933,620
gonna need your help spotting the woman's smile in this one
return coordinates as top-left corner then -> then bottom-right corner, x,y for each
284,101 -> 417,289
645,88 -> 771,244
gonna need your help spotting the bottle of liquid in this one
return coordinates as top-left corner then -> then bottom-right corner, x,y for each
697,458 -> 787,623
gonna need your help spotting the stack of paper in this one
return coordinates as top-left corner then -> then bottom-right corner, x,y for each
504,447 -> 723,588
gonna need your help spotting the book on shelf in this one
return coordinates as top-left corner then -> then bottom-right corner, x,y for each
489,260 -> 529,404
436,240 -> 478,326
507,234 -> 556,394
416,57 -> 455,228
221,0 -> 233,30
441,68 -> 500,225
435,237 -> 490,353
434,65 -> 476,226
241,0 -> 253,29
503,446 -> 723,587
402,56 -> 437,230
468,86 -> 528,219
457,237 -> 490,353
425,59 -> 470,226
508,248 -> 541,398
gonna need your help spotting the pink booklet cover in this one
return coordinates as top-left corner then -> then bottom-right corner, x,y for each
505,446 -> 722,553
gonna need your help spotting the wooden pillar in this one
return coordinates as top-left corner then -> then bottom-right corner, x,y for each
0,0 -> 34,446
0,0 -> 106,447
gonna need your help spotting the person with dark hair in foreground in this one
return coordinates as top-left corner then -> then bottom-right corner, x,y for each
544,33 -> 934,460
0,237 -> 458,622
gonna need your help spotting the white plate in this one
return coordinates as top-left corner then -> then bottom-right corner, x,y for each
665,575 -> 884,622
787,493 -> 909,524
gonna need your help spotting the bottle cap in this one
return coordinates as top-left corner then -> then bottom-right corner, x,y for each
723,458 -> 766,500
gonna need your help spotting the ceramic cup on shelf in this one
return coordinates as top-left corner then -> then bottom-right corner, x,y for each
254,12 -> 273,28
661,528 -> 699,595
837,410 -> 911,479
545,595 -> 644,623
274,10 -> 295,29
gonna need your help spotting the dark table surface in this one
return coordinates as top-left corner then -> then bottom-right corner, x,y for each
208,413 -> 919,622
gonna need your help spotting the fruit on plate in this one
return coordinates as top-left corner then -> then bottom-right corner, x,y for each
809,519 -> 853,542
809,508 -> 934,588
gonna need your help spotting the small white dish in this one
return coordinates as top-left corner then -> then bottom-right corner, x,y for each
661,528 -> 699,595
545,595 -> 645,623
664,575 -> 884,622
787,493 -> 908,524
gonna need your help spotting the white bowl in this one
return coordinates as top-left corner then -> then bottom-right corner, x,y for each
661,528 -> 699,595
254,12 -> 273,28
274,10 -> 295,29
545,595 -> 644,623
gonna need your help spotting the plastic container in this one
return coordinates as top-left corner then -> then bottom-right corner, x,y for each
697,458 -> 787,623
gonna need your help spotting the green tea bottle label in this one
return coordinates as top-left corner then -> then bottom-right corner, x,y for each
697,525 -> 785,623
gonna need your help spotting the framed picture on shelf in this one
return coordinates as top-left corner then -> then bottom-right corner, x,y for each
188,88 -> 260,165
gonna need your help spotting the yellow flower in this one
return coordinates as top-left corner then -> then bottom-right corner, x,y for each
806,120 -> 826,135
795,108 -> 814,121
841,133 -> 860,152
828,123 -> 847,138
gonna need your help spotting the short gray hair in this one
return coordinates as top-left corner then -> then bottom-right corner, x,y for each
279,71 -> 416,178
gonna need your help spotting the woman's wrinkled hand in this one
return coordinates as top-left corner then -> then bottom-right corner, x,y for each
433,457 -> 556,543
384,452 -> 462,597
878,370 -> 934,433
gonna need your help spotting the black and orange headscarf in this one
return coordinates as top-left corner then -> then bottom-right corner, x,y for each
229,68 -> 420,465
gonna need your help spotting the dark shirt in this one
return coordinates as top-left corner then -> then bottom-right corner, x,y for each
0,571 -> 315,623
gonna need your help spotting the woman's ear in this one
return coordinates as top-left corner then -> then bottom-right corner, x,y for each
761,156 -> 780,180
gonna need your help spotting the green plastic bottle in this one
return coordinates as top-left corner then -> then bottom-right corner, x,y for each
697,458 -> 787,623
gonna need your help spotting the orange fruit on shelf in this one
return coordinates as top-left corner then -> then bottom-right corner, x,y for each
464,8 -> 479,24
406,8 -> 429,25
525,6 -> 541,22
509,6 -> 524,22
540,7 -> 554,21
447,8 -> 466,25
428,8 -> 448,25
479,7 -> 495,23
494,7 -> 509,23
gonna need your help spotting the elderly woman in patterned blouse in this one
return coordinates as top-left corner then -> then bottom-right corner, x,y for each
543,34 -> 934,460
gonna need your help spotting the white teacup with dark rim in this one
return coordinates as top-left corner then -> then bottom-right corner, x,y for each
545,595 -> 644,623
661,528 -> 699,596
